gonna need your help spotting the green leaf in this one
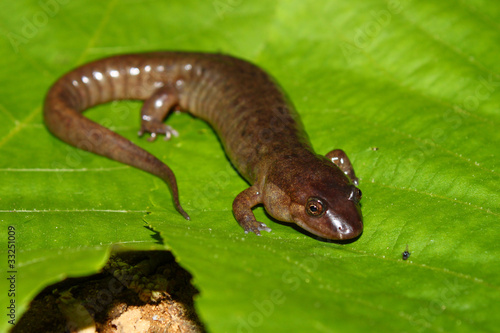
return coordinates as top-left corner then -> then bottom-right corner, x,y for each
1,0 -> 499,332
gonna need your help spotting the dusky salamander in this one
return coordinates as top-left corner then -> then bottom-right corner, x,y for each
44,52 -> 363,240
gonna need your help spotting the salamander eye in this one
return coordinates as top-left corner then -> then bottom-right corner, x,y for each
306,197 -> 325,217
349,187 -> 362,202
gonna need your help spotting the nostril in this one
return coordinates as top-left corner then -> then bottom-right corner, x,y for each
338,224 -> 355,235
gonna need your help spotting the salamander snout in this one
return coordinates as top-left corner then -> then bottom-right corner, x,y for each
325,206 -> 363,240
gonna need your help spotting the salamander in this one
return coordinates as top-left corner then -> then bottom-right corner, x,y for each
44,52 -> 363,240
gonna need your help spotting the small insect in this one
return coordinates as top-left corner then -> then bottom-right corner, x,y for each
402,245 -> 410,260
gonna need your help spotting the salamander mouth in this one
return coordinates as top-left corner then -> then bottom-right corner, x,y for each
294,211 -> 363,241
294,219 -> 342,240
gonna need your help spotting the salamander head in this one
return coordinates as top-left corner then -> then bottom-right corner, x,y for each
263,156 -> 363,240
293,184 -> 363,240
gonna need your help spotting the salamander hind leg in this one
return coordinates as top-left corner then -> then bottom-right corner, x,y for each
233,186 -> 272,236
138,86 -> 180,142
325,149 -> 359,185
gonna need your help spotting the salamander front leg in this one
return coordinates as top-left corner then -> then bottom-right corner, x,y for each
138,86 -> 180,142
325,149 -> 359,185
233,185 -> 272,236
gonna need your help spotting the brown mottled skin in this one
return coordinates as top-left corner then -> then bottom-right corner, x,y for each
44,52 -> 362,240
